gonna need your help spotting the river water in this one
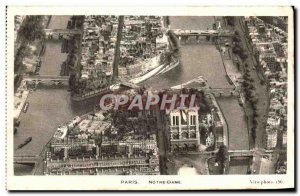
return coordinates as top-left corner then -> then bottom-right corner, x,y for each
14,16 -> 249,175
142,16 -> 231,89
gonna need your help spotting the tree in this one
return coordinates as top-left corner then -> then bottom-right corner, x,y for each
253,111 -> 258,118
18,16 -> 45,43
216,145 -> 229,174
242,81 -> 249,88
225,17 -> 235,26
165,16 -> 170,26
249,78 -> 255,83
68,73 -> 77,91
14,44 -> 31,72
232,35 -> 240,42
251,127 -> 256,139
200,127 -> 208,139
236,62 -> 240,70
248,83 -> 255,90
243,72 -> 250,79
253,119 -> 258,126
240,52 -> 248,60
232,45 -> 240,54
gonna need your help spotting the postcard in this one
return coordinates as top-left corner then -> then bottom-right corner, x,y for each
6,6 -> 294,190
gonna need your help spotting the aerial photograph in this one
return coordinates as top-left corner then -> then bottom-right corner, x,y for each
13,15 -> 288,176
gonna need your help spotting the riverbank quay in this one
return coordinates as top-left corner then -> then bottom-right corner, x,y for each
14,81 -> 30,120
233,17 -> 269,149
210,94 -> 228,148
129,57 -> 179,85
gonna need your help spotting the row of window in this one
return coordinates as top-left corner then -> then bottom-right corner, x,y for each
171,115 -> 197,126
48,159 -> 153,169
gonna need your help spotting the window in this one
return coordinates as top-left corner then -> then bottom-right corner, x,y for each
176,116 -> 179,125
172,116 -> 179,126
190,115 -> 196,125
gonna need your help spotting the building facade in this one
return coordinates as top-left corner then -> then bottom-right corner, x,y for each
168,107 -> 200,151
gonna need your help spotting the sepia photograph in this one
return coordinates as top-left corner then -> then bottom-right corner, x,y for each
6,6 -> 294,190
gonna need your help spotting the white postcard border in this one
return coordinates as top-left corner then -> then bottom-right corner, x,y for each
6,6 -> 294,190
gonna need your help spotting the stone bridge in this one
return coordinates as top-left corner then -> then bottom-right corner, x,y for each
23,75 -> 69,85
171,29 -> 234,39
228,150 -> 255,157
203,88 -> 239,97
24,75 -> 69,81
44,29 -> 81,39
14,155 -> 39,164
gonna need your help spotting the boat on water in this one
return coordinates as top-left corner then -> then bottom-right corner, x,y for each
225,75 -> 234,85
17,137 -> 32,149
238,97 -> 243,106
22,102 -> 29,113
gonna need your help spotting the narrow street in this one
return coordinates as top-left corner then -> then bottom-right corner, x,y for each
155,107 -> 169,174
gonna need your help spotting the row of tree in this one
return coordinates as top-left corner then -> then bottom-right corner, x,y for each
14,44 -> 30,72
18,16 -> 45,43
232,31 -> 248,60
242,65 -> 259,140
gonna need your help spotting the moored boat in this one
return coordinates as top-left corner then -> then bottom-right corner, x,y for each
17,137 -> 32,149
23,102 -> 29,113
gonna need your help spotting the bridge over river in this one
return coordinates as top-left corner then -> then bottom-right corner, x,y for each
171,77 -> 240,97
23,75 -> 69,81
23,75 -> 69,86
14,155 -> 39,164
171,29 -> 234,39
44,28 -> 81,39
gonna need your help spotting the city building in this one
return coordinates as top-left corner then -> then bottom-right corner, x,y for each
245,16 -> 287,150
265,128 -> 277,149
45,109 -> 160,175
45,137 -> 160,175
